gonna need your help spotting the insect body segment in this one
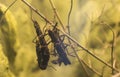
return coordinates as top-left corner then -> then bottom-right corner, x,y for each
32,20 -> 46,45
48,25 -> 71,65
32,19 -> 50,70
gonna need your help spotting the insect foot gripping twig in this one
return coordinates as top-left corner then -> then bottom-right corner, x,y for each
32,18 -> 50,70
48,23 -> 71,65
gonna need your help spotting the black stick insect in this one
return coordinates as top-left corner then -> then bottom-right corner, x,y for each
47,23 -> 71,65
31,16 -> 50,70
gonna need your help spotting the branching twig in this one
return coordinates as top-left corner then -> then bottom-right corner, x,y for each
100,22 -> 116,74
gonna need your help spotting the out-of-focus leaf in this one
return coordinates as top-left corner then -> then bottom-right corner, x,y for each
0,4 -> 20,66
0,44 -> 15,77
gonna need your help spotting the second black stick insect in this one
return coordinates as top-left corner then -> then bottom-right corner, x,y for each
32,19 -> 50,70
48,23 -> 71,65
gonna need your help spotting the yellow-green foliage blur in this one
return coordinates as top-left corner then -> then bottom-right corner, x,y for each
0,0 -> 120,77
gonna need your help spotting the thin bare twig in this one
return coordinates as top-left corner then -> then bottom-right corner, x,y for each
112,73 -> 120,77
71,47 -> 90,76
80,62 -> 90,77
101,65 -> 106,77
0,0 -> 17,24
49,0 -> 65,30
4,0 -> 17,14
21,0 -> 53,26
100,22 -> 116,74
73,51 -> 102,76
67,0 -> 73,35
109,26 -> 115,75
86,4 -> 105,25
81,58 -> 102,76
113,59 -> 116,69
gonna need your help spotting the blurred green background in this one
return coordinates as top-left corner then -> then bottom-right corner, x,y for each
0,0 -> 120,77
